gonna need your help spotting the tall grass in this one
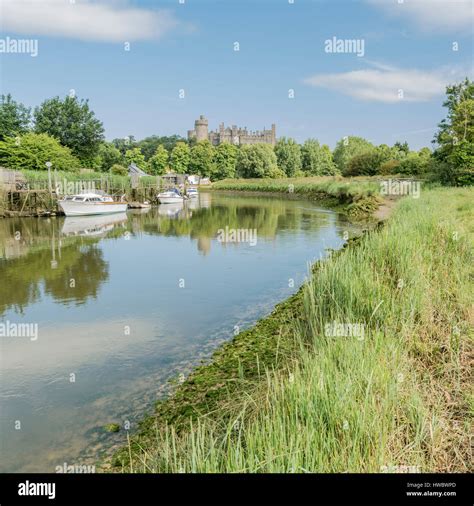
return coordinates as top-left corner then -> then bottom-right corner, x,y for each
212,177 -> 382,216
116,188 -> 473,473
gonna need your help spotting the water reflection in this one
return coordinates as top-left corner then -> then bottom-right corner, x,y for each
0,192 -> 360,472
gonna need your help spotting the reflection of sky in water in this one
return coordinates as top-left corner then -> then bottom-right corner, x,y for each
0,193 -> 360,472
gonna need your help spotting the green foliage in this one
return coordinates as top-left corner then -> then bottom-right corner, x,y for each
274,137 -> 302,177
333,136 -> 375,173
344,151 -> 384,176
0,132 -> 80,171
433,78 -> 474,186
170,142 -> 191,174
213,142 -> 238,180
397,150 -> 430,175
379,159 -> 400,175
0,94 -> 31,140
189,140 -> 215,177
301,139 -> 338,176
236,144 -> 283,178
110,164 -> 128,176
34,95 -> 104,162
98,142 -> 123,172
138,135 -> 184,160
125,148 -> 148,173
111,136 -> 137,155
149,145 -> 169,175
443,141 -> 474,186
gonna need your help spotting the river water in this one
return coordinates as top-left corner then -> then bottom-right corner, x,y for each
0,192 -> 360,472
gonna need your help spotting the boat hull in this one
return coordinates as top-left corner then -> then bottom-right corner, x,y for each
158,196 -> 184,204
59,201 -> 128,216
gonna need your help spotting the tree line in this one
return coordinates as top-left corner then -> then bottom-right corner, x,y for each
0,78 -> 472,185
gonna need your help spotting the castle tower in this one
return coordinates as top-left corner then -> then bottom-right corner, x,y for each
271,124 -> 276,145
195,115 -> 209,142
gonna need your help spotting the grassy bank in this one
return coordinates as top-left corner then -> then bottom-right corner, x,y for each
111,187 -> 472,473
212,177 -> 383,217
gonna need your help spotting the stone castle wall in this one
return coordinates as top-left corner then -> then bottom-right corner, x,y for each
188,116 -> 276,146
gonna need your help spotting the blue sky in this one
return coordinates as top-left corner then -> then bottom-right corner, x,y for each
0,0 -> 473,149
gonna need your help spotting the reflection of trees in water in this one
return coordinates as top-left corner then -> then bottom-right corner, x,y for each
135,196 -> 333,249
0,218 -> 109,315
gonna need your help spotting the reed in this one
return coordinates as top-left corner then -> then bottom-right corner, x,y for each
113,187 -> 473,473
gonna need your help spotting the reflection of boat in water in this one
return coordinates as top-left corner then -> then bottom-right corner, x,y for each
59,192 -> 128,216
157,202 -> 185,219
157,188 -> 187,204
61,213 -> 128,237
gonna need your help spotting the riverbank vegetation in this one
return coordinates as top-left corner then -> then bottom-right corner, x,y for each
111,186 -> 472,473
0,79 -> 472,186
211,177 -> 383,217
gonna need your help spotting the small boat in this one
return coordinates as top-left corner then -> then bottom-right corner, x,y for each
59,192 -> 128,216
157,188 -> 186,204
186,187 -> 198,198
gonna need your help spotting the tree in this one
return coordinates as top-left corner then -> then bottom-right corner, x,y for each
189,140 -> 215,177
236,144 -> 283,178
112,136 -> 137,155
170,142 -> 190,174
149,145 -> 169,175
0,132 -> 80,171
34,95 -> 104,162
110,164 -> 128,176
319,145 -> 338,175
138,135 -> 184,160
433,78 -> 474,185
394,141 -> 409,155
98,142 -> 123,172
125,147 -> 148,172
333,136 -> 375,174
301,139 -> 337,175
345,151 -> 384,176
397,151 -> 430,175
0,94 -> 31,140
274,137 -> 302,177
213,142 -> 238,180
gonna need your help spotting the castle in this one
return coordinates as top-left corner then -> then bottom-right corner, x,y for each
187,115 -> 276,146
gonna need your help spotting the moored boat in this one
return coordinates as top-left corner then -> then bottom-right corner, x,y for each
59,192 -> 128,216
157,188 -> 186,204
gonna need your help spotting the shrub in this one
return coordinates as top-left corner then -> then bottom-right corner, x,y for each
379,159 -> 400,175
0,132 -> 80,171
110,164 -> 128,176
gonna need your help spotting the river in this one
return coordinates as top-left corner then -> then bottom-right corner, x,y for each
0,192 -> 361,472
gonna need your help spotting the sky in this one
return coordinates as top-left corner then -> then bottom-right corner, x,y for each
0,0 -> 473,149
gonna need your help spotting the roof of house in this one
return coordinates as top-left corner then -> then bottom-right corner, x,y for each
128,163 -> 149,176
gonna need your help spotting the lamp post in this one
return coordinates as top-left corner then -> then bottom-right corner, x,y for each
45,161 -> 52,194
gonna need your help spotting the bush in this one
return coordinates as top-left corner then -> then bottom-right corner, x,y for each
0,132 -> 80,171
344,151 -> 382,176
236,144 -> 284,178
110,164 -> 128,176
379,159 -> 400,175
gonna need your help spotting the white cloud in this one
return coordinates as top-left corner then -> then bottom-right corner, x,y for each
303,65 -> 466,103
367,0 -> 474,32
0,0 -> 179,42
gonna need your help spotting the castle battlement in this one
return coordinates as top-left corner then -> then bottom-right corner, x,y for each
188,116 -> 276,146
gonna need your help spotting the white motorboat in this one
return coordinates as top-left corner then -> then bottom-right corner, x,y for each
157,189 -> 186,204
186,187 -> 198,198
59,192 -> 128,216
